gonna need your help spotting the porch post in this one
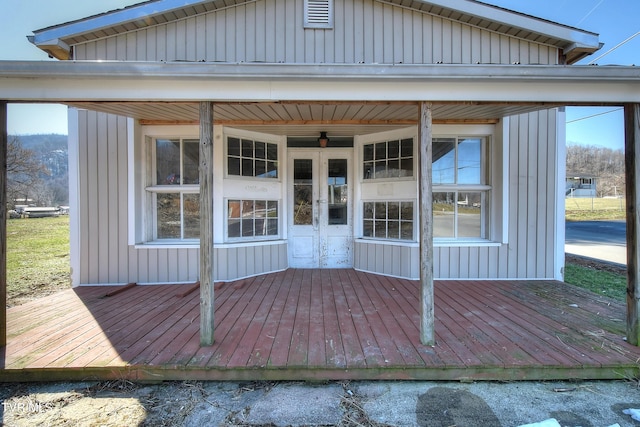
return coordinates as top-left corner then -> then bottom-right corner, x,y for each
0,101 -> 7,346
199,101 -> 215,346
418,101 -> 435,346
625,103 -> 640,346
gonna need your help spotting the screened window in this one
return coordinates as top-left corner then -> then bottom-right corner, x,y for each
228,199 -> 279,239
148,138 -> 200,241
432,137 -> 489,239
227,137 -> 278,179
363,201 -> 414,240
363,138 -> 413,180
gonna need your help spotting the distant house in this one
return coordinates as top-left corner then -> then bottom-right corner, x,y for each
566,174 -> 597,198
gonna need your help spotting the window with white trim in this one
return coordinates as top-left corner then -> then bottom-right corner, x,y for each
227,199 -> 279,240
363,138 -> 414,180
363,201 -> 414,240
432,136 -> 490,240
227,136 -> 278,179
147,138 -> 200,241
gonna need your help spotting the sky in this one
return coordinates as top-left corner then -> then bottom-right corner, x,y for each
1,0 -> 639,150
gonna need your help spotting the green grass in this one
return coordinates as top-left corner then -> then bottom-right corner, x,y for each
565,197 -> 626,221
563,263 -> 627,302
6,215 -> 71,306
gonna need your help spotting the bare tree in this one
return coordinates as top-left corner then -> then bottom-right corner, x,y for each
6,136 -> 49,208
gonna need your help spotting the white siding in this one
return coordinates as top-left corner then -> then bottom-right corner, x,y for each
433,110 -> 559,279
75,110 -> 288,285
74,0 -> 558,65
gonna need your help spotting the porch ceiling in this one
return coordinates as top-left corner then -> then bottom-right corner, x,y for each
66,100 -> 556,135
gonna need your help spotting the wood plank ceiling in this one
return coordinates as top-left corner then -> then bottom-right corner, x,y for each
66,101 -> 556,136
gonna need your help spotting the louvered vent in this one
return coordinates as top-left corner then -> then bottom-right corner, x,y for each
304,0 -> 333,28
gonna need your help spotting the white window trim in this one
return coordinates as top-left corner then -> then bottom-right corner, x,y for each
431,123 -> 507,245
128,124 -> 200,246
224,128 -> 283,183
224,197 -> 282,243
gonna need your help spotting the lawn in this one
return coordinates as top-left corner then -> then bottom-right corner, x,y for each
565,197 -> 625,221
6,215 -> 71,307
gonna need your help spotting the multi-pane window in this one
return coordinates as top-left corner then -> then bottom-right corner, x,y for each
363,138 -> 413,179
432,137 -> 489,239
227,137 -> 278,178
150,138 -> 200,241
228,200 -> 279,239
363,201 -> 414,240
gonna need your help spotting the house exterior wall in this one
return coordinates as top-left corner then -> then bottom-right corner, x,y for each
69,0 -> 563,284
73,0 -> 558,65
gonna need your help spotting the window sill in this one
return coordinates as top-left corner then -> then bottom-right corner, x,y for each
133,240 -> 287,249
355,238 -> 419,247
434,239 -> 502,247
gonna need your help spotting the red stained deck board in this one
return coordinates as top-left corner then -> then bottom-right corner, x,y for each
329,269 -> 366,368
345,270 -> 407,367
50,285 -> 185,368
4,271 -> 640,382
246,270 -> 295,368
485,281 -> 622,366
306,269 -> 327,367
350,271 -> 426,367
319,269 -> 346,368
460,281 -> 596,366
456,281 -> 579,367
225,273 -> 282,368
287,269 -> 313,367
268,269 -> 303,367
360,273 -> 435,366
443,281 -> 561,367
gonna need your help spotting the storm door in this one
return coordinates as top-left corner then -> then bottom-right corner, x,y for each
288,149 -> 353,268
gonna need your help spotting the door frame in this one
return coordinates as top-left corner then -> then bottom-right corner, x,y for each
287,147 -> 354,268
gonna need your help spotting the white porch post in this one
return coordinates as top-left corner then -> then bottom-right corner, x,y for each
199,101 -> 215,346
418,101 -> 435,346
625,103 -> 640,346
0,101 -> 7,346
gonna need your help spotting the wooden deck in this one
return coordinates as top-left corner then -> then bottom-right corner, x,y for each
2,269 -> 639,382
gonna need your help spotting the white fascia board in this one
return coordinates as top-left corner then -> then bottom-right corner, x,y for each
30,0 -> 212,46
420,0 -> 600,49
0,61 -> 639,103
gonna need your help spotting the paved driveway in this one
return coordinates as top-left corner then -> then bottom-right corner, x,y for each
565,220 -> 626,265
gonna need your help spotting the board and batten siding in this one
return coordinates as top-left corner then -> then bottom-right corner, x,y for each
73,0 -> 558,65
354,110 -> 560,280
73,110 -> 287,285
434,109 -> 559,280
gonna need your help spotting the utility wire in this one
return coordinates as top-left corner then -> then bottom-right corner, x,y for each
588,31 -> 640,64
566,108 -> 623,124
576,0 -> 605,26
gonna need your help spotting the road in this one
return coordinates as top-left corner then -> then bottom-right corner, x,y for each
565,220 -> 626,265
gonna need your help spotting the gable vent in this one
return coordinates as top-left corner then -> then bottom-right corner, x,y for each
304,0 -> 333,29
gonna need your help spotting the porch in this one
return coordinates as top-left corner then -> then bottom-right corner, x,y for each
2,269 -> 638,382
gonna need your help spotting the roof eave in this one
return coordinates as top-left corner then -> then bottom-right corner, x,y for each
26,36 -> 70,60
29,0 -> 214,57
421,0 -> 602,62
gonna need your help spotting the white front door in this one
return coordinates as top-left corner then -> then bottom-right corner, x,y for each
288,149 -> 353,268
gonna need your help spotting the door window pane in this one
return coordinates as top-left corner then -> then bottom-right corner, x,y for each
328,159 -> 348,225
293,159 -> 313,225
